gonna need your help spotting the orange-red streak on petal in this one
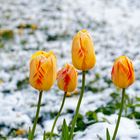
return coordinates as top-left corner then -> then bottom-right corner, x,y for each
64,74 -> 71,91
78,38 -> 85,57
126,60 -> 133,81
41,67 -> 45,74
33,59 -> 45,86
61,68 -> 71,91
36,78 -> 42,85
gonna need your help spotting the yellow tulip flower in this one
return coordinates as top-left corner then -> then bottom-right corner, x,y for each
57,64 -> 78,92
29,51 -> 57,91
111,56 -> 135,88
72,29 -> 96,70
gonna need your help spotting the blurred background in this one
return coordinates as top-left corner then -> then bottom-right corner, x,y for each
0,0 -> 140,139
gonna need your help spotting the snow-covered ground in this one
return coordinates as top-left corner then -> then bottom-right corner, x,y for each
0,0 -> 140,139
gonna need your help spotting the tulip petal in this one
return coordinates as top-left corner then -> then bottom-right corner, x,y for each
29,51 -> 57,91
72,30 -> 96,70
111,56 -> 135,88
57,64 -> 77,92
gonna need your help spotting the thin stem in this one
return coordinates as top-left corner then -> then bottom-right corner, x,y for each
69,71 -> 86,140
29,90 -> 43,140
49,92 -> 67,140
112,88 -> 125,140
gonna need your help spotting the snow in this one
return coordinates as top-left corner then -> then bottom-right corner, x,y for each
74,114 -> 140,140
0,0 -> 140,139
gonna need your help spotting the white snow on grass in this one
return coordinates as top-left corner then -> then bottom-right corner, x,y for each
0,0 -> 140,139
75,114 -> 140,140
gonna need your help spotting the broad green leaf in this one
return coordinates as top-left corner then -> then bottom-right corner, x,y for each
61,119 -> 69,140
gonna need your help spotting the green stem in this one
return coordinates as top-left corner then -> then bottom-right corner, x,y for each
112,88 -> 125,140
49,92 -> 67,140
69,71 -> 86,140
29,90 -> 43,140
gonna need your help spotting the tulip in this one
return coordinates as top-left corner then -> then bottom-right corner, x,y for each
29,51 -> 57,91
57,64 -> 78,92
111,56 -> 135,88
28,51 -> 57,140
72,29 -> 96,70
69,30 -> 96,140
49,64 -> 77,140
110,56 -> 135,140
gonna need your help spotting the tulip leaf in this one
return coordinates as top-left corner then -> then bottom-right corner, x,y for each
43,132 -> 59,140
106,128 -> 110,140
28,127 -> 32,140
61,119 -> 69,140
43,131 -> 46,140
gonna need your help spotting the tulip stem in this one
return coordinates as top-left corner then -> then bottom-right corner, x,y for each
49,92 -> 67,140
112,88 -> 125,140
69,71 -> 86,140
29,90 -> 43,140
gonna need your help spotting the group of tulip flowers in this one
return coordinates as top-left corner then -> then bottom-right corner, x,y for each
28,29 -> 135,140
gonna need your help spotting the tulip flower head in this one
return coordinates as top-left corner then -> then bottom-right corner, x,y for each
111,56 -> 135,88
57,64 -> 78,92
72,29 -> 96,70
29,51 -> 57,91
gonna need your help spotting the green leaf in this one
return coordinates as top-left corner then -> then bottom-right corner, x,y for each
134,104 -> 140,107
86,111 -> 98,121
28,127 -> 32,140
75,114 -> 86,131
43,132 -> 59,140
106,128 -> 110,140
61,119 -> 69,140
43,131 -> 46,140
0,134 -> 7,140
136,97 -> 140,101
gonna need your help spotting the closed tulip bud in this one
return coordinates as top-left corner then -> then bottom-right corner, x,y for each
29,51 -> 57,91
72,29 -> 96,70
111,56 -> 135,88
57,64 -> 78,92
